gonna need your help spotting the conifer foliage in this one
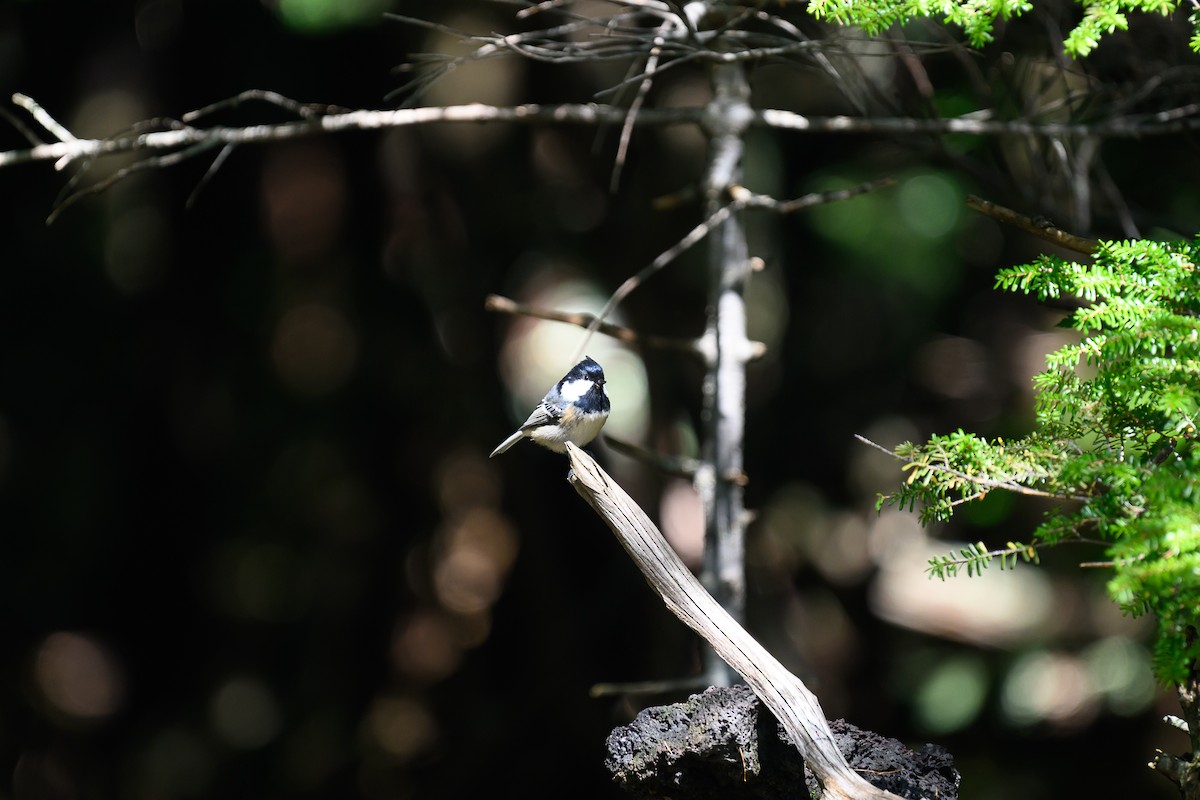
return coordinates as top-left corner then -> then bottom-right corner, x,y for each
881,238 -> 1200,684
808,0 -> 1199,56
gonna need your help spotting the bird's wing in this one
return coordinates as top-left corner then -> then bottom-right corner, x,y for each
489,402 -> 561,458
518,401 -> 561,431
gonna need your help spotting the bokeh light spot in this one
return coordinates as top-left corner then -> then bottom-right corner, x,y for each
435,449 -> 502,514
1083,636 -> 1156,715
432,509 -> 519,615
210,676 -> 282,749
271,302 -> 358,396
364,695 -> 437,760
870,521 -> 1055,647
811,512 -> 871,585
1001,651 -> 1096,728
261,141 -> 347,263
898,173 -> 961,239
33,632 -> 124,722
915,336 -> 988,400
660,478 -> 704,569
276,0 -> 390,31
912,656 -> 988,734
391,611 -> 463,683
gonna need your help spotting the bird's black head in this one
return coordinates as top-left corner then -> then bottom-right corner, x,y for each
565,356 -> 605,385
557,356 -> 610,415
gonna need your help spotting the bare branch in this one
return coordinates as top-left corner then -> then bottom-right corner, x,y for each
755,106 -> 1200,138
483,293 -> 701,354
47,139 -> 223,224
731,176 -> 896,213
568,200 -> 738,364
611,19 -> 674,192
386,6 -> 659,103
964,194 -> 1098,254
603,435 -> 703,480
13,92 -> 76,144
181,89 -> 324,123
7,95 -> 1200,173
0,100 -> 705,170
0,103 -> 42,147
515,0 -> 570,20
565,178 -> 891,361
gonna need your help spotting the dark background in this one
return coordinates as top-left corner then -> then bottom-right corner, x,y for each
1,1 -> 1198,798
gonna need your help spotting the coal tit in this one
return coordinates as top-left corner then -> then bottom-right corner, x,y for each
490,356 -> 611,457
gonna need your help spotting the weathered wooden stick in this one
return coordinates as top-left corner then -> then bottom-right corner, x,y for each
565,443 -> 903,800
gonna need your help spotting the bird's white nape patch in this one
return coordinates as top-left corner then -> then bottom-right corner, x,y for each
559,378 -> 594,402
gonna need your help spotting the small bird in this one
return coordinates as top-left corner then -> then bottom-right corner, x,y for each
490,356 -> 611,457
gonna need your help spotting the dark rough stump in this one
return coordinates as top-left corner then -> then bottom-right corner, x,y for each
605,685 -> 959,800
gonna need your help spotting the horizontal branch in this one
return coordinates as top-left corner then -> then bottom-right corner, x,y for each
756,105 -> 1200,138
6,93 -> 1200,169
0,100 -> 695,169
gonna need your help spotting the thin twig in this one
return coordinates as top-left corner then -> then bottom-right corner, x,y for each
516,0 -> 569,19
13,92 -> 76,142
732,177 -> 896,213
604,434 -> 704,481
47,139 -> 222,224
965,194 -> 1098,254
611,19 -> 673,192
1079,551 -> 1147,569
186,143 -> 235,210
567,176 -> 892,361
483,294 -> 701,354
0,103 -> 44,146
181,89 -> 324,123
569,200 -> 739,364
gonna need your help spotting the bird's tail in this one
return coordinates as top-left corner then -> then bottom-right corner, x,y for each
489,431 -> 525,458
